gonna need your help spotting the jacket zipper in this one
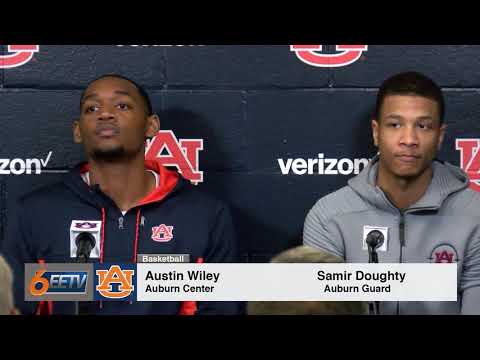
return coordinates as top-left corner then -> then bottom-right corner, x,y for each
119,217 -> 124,230
397,212 -> 406,315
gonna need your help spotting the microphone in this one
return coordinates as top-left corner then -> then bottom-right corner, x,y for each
366,230 -> 384,264
75,232 -> 96,263
365,230 -> 384,316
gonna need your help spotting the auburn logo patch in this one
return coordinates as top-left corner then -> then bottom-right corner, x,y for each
430,244 -> 459,264
151,224 -> 174,243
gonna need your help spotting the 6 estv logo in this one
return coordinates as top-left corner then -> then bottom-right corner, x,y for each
29,269 -> 88,296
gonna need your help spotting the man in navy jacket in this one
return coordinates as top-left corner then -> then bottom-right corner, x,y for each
2,74 -> 242,315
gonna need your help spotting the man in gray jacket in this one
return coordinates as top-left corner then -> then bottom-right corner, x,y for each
304,71 -> 480,315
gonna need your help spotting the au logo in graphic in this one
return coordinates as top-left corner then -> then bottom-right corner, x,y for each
94,264 -> 136,301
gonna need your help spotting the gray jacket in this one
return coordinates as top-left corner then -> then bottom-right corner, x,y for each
304,156 -> 480,315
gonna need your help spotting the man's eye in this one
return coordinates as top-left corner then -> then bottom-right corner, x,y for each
388,123 -> 401,128
418,123 -> 431,130
85,105 -> 98,113
117,103 -> 130,111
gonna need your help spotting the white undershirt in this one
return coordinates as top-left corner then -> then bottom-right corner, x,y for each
81,170 -> 160,216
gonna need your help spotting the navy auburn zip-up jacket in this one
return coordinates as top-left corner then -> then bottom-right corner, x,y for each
2,159 -> 242,315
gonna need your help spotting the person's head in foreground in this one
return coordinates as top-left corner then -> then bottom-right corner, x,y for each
0,255 -> 17,315
247,246 -> 368,315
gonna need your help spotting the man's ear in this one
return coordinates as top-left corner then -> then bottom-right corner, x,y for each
146,114 -> 160,139
73,119 -> 82,144
372,119 -> 379,148
438,123 -> 447,151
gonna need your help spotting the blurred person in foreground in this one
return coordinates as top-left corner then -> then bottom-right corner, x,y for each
248,246 -> 368,315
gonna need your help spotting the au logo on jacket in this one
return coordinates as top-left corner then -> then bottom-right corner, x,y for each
430,244 -> 458,264
151,224 -> 174,243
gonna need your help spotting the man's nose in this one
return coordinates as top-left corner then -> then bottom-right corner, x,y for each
98,107 -> 115,121
400,126 -> 419,147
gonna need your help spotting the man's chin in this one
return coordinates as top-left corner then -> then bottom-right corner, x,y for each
91,147 -> 127,162
392,166 -> 431,180
393,171 -> 422,180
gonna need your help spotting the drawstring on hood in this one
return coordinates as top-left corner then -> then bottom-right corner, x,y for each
100,208 -> 106,263
133,208 -> 141,263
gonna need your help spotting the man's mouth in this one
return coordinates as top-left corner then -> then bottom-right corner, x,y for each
396,154 -> 421,163
95,126 -> 120,138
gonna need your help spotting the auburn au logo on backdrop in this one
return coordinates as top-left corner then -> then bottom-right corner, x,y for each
456,139 -> 480,192
0,45 -> 39,69
146,130 -> 204,184
291,45 -> 368,68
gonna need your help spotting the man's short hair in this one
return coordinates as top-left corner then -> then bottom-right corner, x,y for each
247,246 -> 368,315
375,71 -> 445,124
80,74 -> 153,116
0,255 -> 14,315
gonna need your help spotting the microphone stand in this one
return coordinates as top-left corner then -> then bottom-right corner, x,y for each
366,231 -> 384,316
75,254 -> 88,316
368,246 -> 381,316
74,233 -> 95,316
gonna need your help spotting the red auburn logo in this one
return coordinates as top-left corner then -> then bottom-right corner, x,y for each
146,130 -> 204,184
0,45 -> 39,69
290,45 -> 368,68
456,139 -> 480,192
151,224 -> 174,243
430,244 -> 458,264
